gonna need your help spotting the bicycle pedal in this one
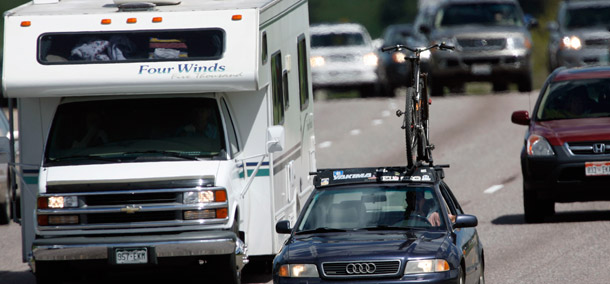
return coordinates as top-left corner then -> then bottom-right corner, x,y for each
427,144 -> 436,150
396,110 -> 403,117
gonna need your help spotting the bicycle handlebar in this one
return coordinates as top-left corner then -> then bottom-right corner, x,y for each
381,42 -> 455,53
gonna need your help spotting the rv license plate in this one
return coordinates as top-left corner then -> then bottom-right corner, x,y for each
471,64 -> 491,75
115,248 -> 148,264
585,161 -> 610,176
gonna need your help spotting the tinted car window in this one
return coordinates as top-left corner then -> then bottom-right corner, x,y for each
564,6 -> 610,29
537,78 -> 610,120
311,33 -> 365,48
435,3 -> 524,27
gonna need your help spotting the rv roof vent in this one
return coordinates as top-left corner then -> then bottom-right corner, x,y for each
114,0 -> 181,6
33,0 -> 60,4
116,2 -> 156,12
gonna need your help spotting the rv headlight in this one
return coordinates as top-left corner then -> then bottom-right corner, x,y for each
41,196 -> 78,209
404,259 -> 450,274
183,190 -> 227,204
278,264 -> 319,278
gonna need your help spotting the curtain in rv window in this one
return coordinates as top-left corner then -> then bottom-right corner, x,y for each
38,29 -> 225,64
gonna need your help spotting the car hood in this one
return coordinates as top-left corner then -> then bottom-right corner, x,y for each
285,231 -> 449,262
311,46 -> 374,57
432,25 -> 529,40
533,117 -> 610,145
563,28 -> 610,42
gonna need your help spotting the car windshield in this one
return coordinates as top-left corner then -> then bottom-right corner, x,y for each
435,3 -> 524,28
296,185 -> 446,233
537,78 -> 610,121
45,97 -> 226,165
564,6 -> 610,29
311,32 -> 366,48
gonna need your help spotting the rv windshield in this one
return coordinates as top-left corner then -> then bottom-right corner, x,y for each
45,97 -> 226,165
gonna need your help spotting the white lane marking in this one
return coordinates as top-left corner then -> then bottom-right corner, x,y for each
372,119 -> 383,126
350,129 -> 361,135
484,184 -> 504,194
381,110 -> 391,117
318,141 -> 332,149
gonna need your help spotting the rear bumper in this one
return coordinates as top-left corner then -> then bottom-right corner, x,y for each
32,230 -> 247,268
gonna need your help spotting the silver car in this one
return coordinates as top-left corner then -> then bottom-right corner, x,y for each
419,0 -> 537,95
547,0 -> 610,72
309,23 -> 381,97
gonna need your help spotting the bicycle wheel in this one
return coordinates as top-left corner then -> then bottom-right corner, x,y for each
417,76 -> 431,162
404,87 -> 416,168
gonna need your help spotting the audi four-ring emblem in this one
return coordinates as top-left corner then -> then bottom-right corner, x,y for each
346,263 -> 377,274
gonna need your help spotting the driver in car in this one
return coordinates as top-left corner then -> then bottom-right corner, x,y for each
400,191 -> 455,227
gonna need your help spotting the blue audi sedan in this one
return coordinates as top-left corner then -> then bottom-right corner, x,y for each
273,166 -> 484,284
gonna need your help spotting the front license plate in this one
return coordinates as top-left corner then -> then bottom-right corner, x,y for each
471,64 -> 491,75
115,248 -> 148,264
585,161 -> 610,176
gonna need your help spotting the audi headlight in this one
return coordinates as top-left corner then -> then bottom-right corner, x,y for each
278,264 -> 319,278
404,259 -> 450,274
527,134 -> 555,156
363,52 -> 379,66
310,56 -> 325,68
561,36 -> 582,50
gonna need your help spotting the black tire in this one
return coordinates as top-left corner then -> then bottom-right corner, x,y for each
0,186 -> 9,225
523,187 -> 554,223
458,265 -> 465,284
492,81 -> 509,93
517,73 -> 533,93
35,262 -> 63,284
429,78 -> 444,97
419,76 -> 431,162
404,88 -> 415,169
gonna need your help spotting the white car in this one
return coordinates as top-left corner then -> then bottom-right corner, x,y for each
309,23 -> 382,97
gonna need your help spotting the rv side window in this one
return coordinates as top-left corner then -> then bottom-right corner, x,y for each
261,32 -> 268,64
297,35 -> 310,111
271,52 -> 284,125
283,71 -> 290,110
220,98 -> 240,156
38,29 -> 224,64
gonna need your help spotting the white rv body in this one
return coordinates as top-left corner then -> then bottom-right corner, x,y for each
2,0 -> 315,280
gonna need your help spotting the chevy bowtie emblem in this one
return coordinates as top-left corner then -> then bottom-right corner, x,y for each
120,205 -> 142,214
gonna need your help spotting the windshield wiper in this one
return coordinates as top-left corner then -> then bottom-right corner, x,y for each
49,155 -> 121,163
295,227 -> 348,235
357,225 -> 410,231
119,150 -> 202,161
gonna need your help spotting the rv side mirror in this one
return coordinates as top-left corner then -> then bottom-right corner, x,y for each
276,220 -> 292,234
0,137 -> 10,164
267,126 -> 285,153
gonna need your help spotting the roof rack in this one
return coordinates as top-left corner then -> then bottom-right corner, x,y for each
311,164 -> 449,188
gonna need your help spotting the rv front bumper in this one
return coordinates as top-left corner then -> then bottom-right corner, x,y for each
32,230 -> 247,270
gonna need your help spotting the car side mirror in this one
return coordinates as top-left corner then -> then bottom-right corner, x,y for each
511,110 -> 531,126
0,137 -> 10,164
419,24 -> 431,35
267,125 -> 285,153
525,15 -> 539,29
276,220 -> 292,234
453,214 -> 478,229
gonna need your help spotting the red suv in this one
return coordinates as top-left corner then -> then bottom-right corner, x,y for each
512,66 -> 610,223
